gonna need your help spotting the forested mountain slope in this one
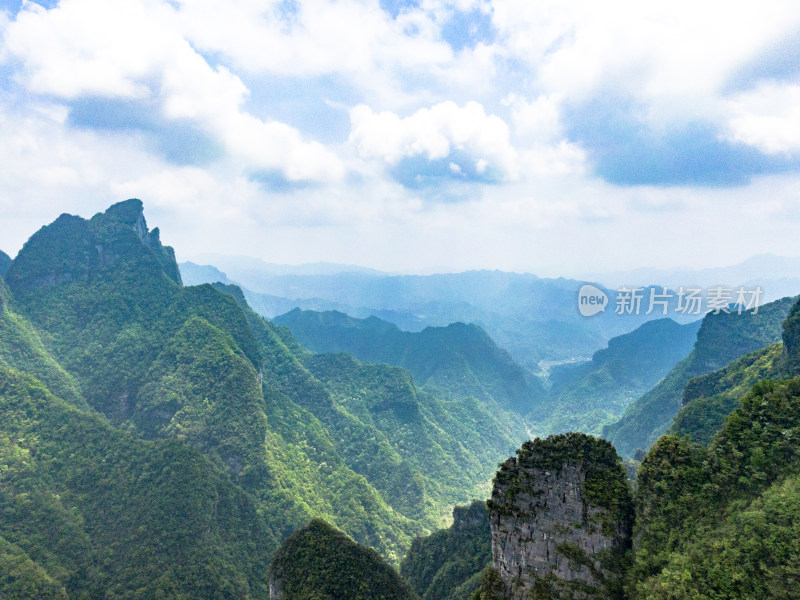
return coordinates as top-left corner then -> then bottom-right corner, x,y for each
214,283 -> 525,521
532,318 -> 700,436
0,250 -> 10,278
274,308 -> 545,414
268,519 -> 420,600
401,501 -> 492,600
1,200 -> 526,585
0,366 -> 276,599
603,296 -> 796,457
670,295 -> 800,444
630,375 -> 800,598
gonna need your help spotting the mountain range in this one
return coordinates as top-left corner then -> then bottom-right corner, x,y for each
3,200 -> 800,599
273,308 -> 545,415
0,200 -> 531,596
180,261 -> 702,371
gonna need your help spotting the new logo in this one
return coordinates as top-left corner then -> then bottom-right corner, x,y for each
578,284 -> 608,317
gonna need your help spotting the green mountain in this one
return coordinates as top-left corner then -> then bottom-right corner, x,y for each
0,250 -> 10,278
533,318 -> 700,436
1,200 -> 527,581
400,298 -> 800,600
669,296 -> 800,444
181,261 -> 693,370
603,296 -> 796,457
274,308 -> 545,414
0,366 -> 276,599
1,278 -> 86,410
669,343 -> 785,444
400,501 -> 492,600
629,376 -> 800,598
268,519 -> 419,600
214,284 -> 525,524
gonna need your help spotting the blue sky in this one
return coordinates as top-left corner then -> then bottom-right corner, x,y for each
1,0 -> 800,274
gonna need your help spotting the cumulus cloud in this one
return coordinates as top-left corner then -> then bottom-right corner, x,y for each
3,0 -> 344,182
2,0 -> 800,272
349,100 -> 517,184
486,0 -> 800,185
725,83 -> 800,155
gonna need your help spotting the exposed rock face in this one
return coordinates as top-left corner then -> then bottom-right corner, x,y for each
487,433 -> 632,600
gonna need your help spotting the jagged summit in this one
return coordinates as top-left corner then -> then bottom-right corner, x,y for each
5,199 -> 181,294
102,198 -> 145,224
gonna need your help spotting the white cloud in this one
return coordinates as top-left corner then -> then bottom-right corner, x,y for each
491,0 -> 800,96
3,0 -> 344,182
349,100 -> 517,178
503,93 -> 564,140
2,0 -> 800,274
725,83 -> 800,155
5,0 -> 172,99
176,0 -> 447,74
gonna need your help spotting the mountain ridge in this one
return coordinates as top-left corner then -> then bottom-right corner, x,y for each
274,307 -> 545,414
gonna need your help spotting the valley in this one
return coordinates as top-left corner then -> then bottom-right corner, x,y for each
2,201 -> 800,599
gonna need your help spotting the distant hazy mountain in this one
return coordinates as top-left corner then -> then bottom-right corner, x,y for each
178,261 -> 233,286
188,253 -> 387,277
180,260 -> 703,369
274,308 -> 546,414
586,254 -> 800,301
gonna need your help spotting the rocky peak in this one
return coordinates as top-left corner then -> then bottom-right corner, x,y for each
5,199 -> 182,294
486,433 -> 632,600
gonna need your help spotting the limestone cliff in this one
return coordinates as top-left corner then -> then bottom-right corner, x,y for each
486,433 -> 632,600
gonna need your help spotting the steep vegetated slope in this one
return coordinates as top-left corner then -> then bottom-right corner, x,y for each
407,298 -> 800,600
2,200 -> 525,579
400,501 -> 492,600
603,295 -> 796,457
669,343 -> 785,444
0,366 -> 275,599
533,318 -> 700,436
630,376 -> 800,599
670,295 -> 800,444
0,278 -> 86,410
3,202 -> 406,556
215,284 -> 525,524
274,308 -> 545,414
268,519 -> 420,600
0,250 -> 10,277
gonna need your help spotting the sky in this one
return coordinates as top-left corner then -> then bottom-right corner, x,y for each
1,0 -> 800,275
